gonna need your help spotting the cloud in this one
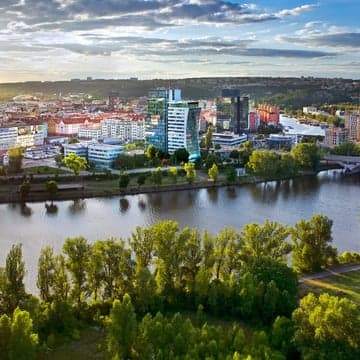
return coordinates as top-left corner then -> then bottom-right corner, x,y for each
0,0 -> 320,32
44,35 -> 334,58
277,4 -> 318,17
281,32 -> 360,49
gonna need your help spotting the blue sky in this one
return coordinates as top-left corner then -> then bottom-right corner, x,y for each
0,0 -> 359,82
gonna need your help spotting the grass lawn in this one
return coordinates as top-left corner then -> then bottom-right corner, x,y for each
300,270 -> 360,304
24,166 -> 70,175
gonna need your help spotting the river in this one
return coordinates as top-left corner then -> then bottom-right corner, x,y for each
0,170 -> 360,292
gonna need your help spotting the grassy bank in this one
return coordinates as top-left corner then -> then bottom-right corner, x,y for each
300,269 -> 360,305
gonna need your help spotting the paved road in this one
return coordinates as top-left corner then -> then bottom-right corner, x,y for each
299,264 -> 360,283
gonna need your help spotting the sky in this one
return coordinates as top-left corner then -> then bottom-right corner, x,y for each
0,0 -> 359,82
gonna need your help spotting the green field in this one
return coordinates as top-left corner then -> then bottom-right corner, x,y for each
300,270 -> 360,304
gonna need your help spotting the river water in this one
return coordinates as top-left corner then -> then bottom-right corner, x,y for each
0,169 -> 360,292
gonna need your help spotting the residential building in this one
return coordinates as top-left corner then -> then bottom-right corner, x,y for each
324,127 -> 349,147
344,111 -> 360,142
101,117 -> 144,142
248,111 -> 260,132
167,101 -> 200,157
0,124 -> 46,150
78,126 -> 102,140
256,104 -> 280,125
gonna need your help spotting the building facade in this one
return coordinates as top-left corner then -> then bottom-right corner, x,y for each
88,143 -> 123,168
145,88 -> 181,152
167,101 -> 200,157
101,118 -> 144,142
324,127 -> 349,147
344,111 -> 360,142
216,89 -> 249,134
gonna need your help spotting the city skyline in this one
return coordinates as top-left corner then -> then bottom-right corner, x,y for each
0,0 -> 359,82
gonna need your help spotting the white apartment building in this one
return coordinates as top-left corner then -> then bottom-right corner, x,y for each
78,126 -> 102,140
0,127 -> 17,150
101,118 -> 144,142
0,125 -> 45,150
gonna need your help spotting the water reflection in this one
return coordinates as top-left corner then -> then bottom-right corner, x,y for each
207,188 -> 218,203
45,202 -> 58,216
119,198 -> 130,213
20,203 -> 32,217
68,199 -> 86,214
138,197 -> 146,211
7,202 -> 33,217
225,187 -> 237,199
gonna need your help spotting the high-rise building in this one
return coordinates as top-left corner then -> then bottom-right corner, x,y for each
216,89 -> 249,134
167,101 -> 200,158
145,88 -> 181,152
344,111 -> 360,142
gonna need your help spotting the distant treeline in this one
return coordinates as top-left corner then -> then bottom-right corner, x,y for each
0,77 -> 359,108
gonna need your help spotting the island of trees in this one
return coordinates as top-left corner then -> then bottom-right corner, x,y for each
0,216 -> 359,359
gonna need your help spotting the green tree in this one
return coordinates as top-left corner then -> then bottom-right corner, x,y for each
208,163 -> 219,182
0,313 -> 11,359
137,173 -> 147,187
172,148 -> 189,164
330,141 -> 360,156
63,237 -> 90,305
239,141 -> 253,166
90,239 -> 134,301
45,180 -> 58,199
151,167 -> 162,185
7,147 -> 23,174
240,221 -> 292,266
169,166 -> 178,183
19,180 -> 31,200
9,308 -> 38,360
204,125 -> 213,151
52,254 -> 70,302
292,293 -> 360,360
280,153 -> 299,177
226,167 -> 237,183
292,214 -> 337,273
106,294 -> 137,360
246,150 -> 281,178
119,172 -> 130,188
2,244 -> 26,313
291,142 -> 321,171
37,246 -> 55,303
184,162 -> 196,184
145,144 -> 157,162
63,153 -> 87,176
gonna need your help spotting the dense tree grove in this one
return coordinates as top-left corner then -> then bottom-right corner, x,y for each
0,217 -> 359,359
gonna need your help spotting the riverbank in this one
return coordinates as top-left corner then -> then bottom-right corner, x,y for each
0,163 -> 343,204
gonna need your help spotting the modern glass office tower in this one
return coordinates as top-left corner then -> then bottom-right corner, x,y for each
216,89 -> 249,134
167,101 -> 200,159
145,88 -> 181,152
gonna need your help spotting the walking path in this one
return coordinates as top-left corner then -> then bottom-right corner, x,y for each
299,264 -> 360,283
